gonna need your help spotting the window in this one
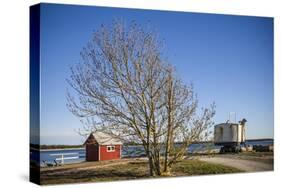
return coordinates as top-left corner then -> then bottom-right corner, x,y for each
107,146 -> 115,152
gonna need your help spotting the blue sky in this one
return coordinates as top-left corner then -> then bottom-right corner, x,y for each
39,3 -> 273,145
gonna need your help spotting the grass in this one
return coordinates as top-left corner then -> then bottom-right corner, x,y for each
40,159 -> 243,185
172,160 -> 243,176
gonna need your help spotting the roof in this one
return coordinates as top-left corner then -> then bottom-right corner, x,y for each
84,131 -> 123,146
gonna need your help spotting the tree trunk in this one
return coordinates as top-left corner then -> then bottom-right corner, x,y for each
164,73 -> 173,174
146,123 -> 156,176
148,153 -> 155,176
153,144 -> 161,176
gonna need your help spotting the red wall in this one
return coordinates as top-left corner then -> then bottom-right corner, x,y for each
100,145 -> 121,161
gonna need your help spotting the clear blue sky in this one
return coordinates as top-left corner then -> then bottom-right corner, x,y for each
39,3 -> 273,145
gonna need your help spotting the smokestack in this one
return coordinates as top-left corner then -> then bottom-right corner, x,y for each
239,118 -> 247,144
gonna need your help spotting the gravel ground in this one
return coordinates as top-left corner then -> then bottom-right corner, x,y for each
197,154 -> 273,172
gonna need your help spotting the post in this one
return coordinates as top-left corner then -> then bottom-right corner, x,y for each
229,112 -> 236,123
61,154 -> 64,164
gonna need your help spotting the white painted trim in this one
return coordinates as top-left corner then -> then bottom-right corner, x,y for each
120,145 -> 122,159
106,145 -> 115,152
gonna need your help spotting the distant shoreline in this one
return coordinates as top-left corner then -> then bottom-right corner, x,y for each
246,138 -> 273,142
40,147 -> 85,152
31,138 -> 273,151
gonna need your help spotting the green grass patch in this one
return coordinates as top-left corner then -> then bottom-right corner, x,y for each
172,160 -> 243,176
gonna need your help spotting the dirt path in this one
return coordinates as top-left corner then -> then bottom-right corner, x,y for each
197,156 -> 273,172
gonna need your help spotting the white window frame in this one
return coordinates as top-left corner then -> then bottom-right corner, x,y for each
107,145 -> 115,152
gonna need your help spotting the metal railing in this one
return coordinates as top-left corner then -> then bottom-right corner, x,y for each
49,153 -> 79,164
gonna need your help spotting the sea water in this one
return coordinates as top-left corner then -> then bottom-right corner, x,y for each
35,140 -> 273,166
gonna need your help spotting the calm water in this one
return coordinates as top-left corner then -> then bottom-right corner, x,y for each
34,140 -> 273,166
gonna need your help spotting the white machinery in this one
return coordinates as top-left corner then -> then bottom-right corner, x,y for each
214,118 -> 247,153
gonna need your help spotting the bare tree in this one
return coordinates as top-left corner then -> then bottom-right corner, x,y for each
67,20 -> 215,176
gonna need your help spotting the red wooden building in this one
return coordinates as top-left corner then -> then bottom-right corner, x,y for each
83,131 -> 122,161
